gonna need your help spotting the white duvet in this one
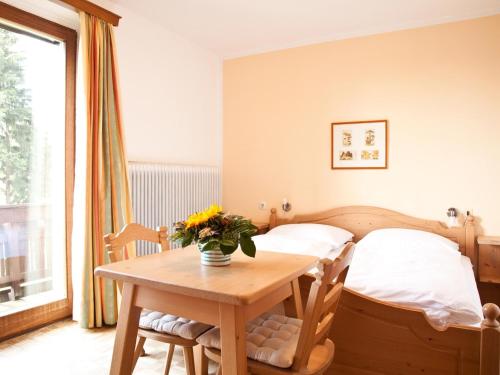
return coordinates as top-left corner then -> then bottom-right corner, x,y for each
344,229 -> 483,327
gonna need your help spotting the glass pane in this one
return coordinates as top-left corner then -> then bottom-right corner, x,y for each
0,23 -> 67,317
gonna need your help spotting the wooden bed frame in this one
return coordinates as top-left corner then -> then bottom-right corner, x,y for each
268,206 -> 500,375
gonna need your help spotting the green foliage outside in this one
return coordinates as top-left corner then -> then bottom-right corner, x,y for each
0,28 -> 33,204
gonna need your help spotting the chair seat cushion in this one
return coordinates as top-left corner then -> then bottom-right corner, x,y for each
197,313 -> 302,368
139,310 -> 212,340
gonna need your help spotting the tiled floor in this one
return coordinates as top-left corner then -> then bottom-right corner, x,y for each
0,319 -> 217,374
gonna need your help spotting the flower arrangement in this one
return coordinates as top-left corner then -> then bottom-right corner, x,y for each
171,204 -> 258,257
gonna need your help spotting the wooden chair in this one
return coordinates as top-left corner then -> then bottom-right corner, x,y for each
199,242 -> 355,375
104,223 -> 206,375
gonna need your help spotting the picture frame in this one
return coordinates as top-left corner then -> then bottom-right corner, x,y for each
331,120 -> 388,169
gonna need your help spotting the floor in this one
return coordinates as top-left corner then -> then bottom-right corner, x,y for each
0,319 -> 217,374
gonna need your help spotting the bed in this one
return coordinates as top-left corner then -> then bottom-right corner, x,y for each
261,206 -> 499,375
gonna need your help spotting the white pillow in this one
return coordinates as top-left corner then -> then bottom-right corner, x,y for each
253,234 -> 337,259
359,228 -> 460,254
267,223 -> 353,249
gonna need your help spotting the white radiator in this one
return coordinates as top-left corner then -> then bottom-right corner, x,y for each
129,162 -> 221,255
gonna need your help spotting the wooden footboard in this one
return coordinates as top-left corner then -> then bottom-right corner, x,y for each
329,287 -> 482,374
298,275 -> 500,375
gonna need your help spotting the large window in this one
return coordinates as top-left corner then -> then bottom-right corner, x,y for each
0,2 -> 75,339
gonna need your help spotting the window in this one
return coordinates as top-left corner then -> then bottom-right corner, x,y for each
0,2 -> 75,339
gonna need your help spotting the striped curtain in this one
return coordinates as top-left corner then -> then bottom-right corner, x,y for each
78,13 -> 134,328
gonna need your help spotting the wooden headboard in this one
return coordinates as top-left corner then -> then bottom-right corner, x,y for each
269,206 -> 477,274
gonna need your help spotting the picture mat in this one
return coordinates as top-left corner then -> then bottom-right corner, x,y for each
332,121 -> 386,168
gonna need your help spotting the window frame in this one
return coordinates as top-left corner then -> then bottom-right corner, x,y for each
0,1 -> 76,340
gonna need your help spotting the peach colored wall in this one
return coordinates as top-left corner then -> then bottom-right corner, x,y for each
223,15 -> 500,234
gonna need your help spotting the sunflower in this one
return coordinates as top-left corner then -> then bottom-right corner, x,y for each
185,204 -> 222,228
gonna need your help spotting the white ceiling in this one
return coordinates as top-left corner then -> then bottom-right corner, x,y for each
117,0 -> 500,59
6,0 -> 500,58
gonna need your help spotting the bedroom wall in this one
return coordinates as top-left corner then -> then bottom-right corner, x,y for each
5,0 -> 223,167
222,15 -> 500,234
110,4 -> 222,167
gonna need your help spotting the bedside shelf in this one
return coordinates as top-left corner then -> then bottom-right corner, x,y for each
478,236 -> 500,284
478,236 -> 500,246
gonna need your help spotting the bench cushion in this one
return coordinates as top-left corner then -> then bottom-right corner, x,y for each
139,310 -> 212,340
197,313 -> 302,368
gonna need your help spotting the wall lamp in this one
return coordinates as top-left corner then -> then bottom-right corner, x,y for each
447,207 -> 458,227
282,198 -> 292,212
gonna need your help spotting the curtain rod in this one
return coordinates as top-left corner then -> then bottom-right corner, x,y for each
55,0 -> 121,26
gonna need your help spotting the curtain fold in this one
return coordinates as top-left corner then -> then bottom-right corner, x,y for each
76,12 -> 134,328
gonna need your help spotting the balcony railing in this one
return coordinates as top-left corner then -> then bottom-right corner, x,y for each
0,204 -> 51,302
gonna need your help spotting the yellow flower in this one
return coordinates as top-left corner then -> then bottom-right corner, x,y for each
205,204 -> 222,218
185,213 -> 202,228
185,204 -> 222,229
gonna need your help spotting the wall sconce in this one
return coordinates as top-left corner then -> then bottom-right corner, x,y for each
282,198 -> 292,212
447,207 -> 458,227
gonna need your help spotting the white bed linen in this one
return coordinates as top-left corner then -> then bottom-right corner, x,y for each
253,233 -> 345,274
253,233 -> 339,260
266,223 -> 353,249
344,229 -> 483,327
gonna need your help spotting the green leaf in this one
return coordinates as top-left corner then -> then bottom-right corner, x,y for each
181,231 -> 194,247
220,239 -> 235,246
201,240 -> 219,251
240,234 -> 256,258
220,239 -> 238,255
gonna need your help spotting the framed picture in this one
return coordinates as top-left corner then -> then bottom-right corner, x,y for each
331,120 -> 388,169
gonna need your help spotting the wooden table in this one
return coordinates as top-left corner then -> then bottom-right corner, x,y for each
95,246 -> 318,375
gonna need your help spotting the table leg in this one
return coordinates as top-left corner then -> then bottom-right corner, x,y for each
219,304 -> 247,375
284,279 -> 304,319
110,282 -> 142,375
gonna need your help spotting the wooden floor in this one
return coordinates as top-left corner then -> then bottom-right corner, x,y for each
0,319 -> 217,374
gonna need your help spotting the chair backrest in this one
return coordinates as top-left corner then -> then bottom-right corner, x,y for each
292,242 -> 355,372
104,224 -> 169,291
104,223 -> 169,263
